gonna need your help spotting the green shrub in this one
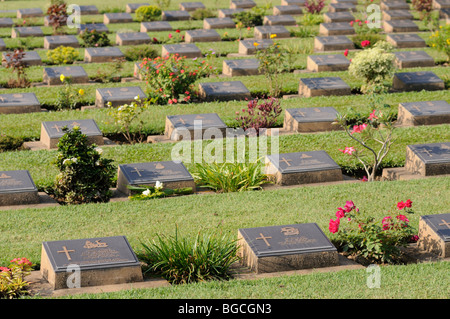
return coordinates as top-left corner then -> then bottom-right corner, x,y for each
348,46 -> 396,94
193,161 -> 268,193
0,134 -> 23,152
123,44 -> 158,61
51,127 -> 116,205
233,7 -> 266,27
80,29 -> 111,47
137,228 -> 240,284
427,25 -> 450,61
135,5 -> 162,22
190,8 -> 216,20
46,46 -> 80,65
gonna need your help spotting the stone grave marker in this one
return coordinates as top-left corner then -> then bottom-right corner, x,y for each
238,39 -> 273,55
198,81 -> 251,102
11,26 -> 43,38
161,10 -> 191,21
78,5 -> 99,15
40,236 -> 143,290
140,21 -> 173,32
217,8 -> 244,18
382,10 -> 414,20
323,11 -> 354,23
104,13 -> 133,24
265,151 -> 343,185
418,213 -> 450,258
283,107 -> 340,133
386,34 -> 426,48
0,18 -> 14,28
440,8 -> 450,19
237,223 -> 339,273
161,43 -> 203,58
381,1 -> 410,11
0,170 -> 40,206
40,119 -> 104,149
116,32 -> 152,46
2,51 -> 42,67
404,142 -> 450,176
328,2 -> 356,12
165,113 -> 228,141
185,29 -> 221,42
43,66 -> 89,86
84,47 -> 125,63
281,0 -> 306,5
273,5 -> 303,15
0,39 -> 5,51
17,8 -> 43,18
125,3 -> 150,13
393,51 -> 435,68
96,86 -> 147,108
263,15 -> 297,26
179,2 -> 206,11
392,71 -> 445,92
117,161 -> 196,195
306,54 -> 350,72
230,0 -> 257,9
330,0 -> 357,3
432,0 -> 450,9
314,35 -> 354,51
383,20 -> 419,33
319,22 -> 355,36
254,25 -> 290,39
203,17 -> 236,29
43,35 -> 80,50
0,93 -> 41,114
299,77 -> 351,97
222,59 -> 260,77
397,100 -> 450,126
78,23 -> 110,34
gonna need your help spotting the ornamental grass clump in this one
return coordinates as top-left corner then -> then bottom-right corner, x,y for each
235,97 -> 282,135
193,160 -> 268,193
51,127 -> 116,205
137,228 -> 240,284
0,257 -> 34,299
348,44 -> 396,94
328,200 -> 417,264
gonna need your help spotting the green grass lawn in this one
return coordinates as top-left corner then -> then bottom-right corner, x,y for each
1,176 -> 449,299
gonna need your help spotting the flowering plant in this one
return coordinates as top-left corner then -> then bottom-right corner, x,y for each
0,257 -> 34,299
329,200 -> 416,264
128,181 -> 193,200
235,97 -> 282,135
139,54 -> 212,105
427,25 -> 450,61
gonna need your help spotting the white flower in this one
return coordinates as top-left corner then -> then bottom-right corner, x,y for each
134,95 -> 139,100
71,157 -> 77,163
95,147 -> 103,155
155,181 -> 163,190
62,159 -> 71,165
118,105 -> 125,111
95,160 -> 100,166
142,189 -> 151,196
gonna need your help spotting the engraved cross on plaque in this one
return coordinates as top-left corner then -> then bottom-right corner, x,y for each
51,124 -> 62,132
57,246 -> 75,261
131,167 -> 144,177
421,148 -> 433,157
256,233 -> 272,247
439,219 -> 450,229
280,157 -> 292,167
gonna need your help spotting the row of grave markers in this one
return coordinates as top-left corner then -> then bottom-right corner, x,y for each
2,141 -> 449,207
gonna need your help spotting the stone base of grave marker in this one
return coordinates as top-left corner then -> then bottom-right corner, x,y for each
283,107 -> 341,132
104,13 -> 133,24
254,26 -> 291,39
203,17 -> 236,29
125,3 -> 150,13
433,0 -> 450,9
397,101 -> 450,126
299,77 -> 351,97
161,43 -> 203,58
382,10 -> 414,21
11,27 -> 43,38
392,72 -> 445,92
0,170 -> 40,206
263,15 -> 297,26
140,21 -> 173,32
165,113 -> 228,141
218,8 -> 244,18
180,2 -> 206,11
95,87 -> 147,108
185,29 -> 221,42
417,214 -> 450,258
2,51 -> 42,67
319,23 -> 355,36
238,39 -> 273,55
43,35 -> 80,50
383,20 -> 419,33
306,54 -> 350,72
323,12 -> 354,23
393,51 -> 435,68
222,59 -> 260,77
237,223 -> 339,273
265,151 -> 343,186
230,0 -> 257,9
198,81 -> 251,102
115,32 -> 152,46
40,236 -> 143,290
386,34 -> 426,48
314,36 -> 355,52
404,143 -> 450,176
273,5 -> 303,15
328,3 -> 356,12
381,1 -> 410,11
84,47 -> 125,63
0,93 -> 41,114
43,66 -> 89,86
17,8 -> 43,18
161,10 -> 191,21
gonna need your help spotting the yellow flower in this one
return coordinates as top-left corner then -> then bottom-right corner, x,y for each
270,34 -> 277,39
447,39 -> 450,45
60,74 -> 65,82
78,89 -> 85,96
253,42 -> 260,47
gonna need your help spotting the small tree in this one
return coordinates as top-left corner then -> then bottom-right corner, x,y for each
47,3 -> 68,35
335,96 -> 396,182
52,127 -> 116,205
235,97 -> 282,135
304,0 -> 325,14
2,49 -> 30,88
411,0 -> 433,20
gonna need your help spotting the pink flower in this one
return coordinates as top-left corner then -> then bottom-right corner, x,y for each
397,201 -> 406,210
396,214 -> 409,224
329,218 -> 340,234
351,123 -> 367,134
360,176 -> 368,182
344,49 -> 349,57
0,267 -> 10,272
382,216 -> 393,230
405,199 -> 412,208
361,40 -> 371,48
344,201 -> 356,213
168,33 -> 173,39
336,208 -> 345,219
368,110 -> 378,121
339,146 -> 356,155
350,21 -> 354,26
410,235 -> 419,242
